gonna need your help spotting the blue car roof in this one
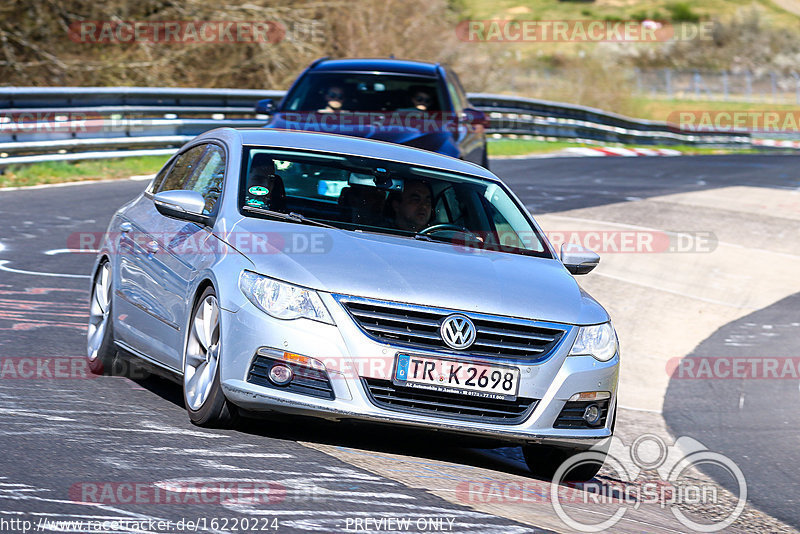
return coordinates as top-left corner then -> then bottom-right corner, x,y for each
308,58 -> 440,77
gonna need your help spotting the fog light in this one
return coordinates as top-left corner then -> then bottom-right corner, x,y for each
583,404 -> 602,426
268,364 -> 293,386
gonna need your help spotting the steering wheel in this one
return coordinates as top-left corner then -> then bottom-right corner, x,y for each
418,223 -> 483,244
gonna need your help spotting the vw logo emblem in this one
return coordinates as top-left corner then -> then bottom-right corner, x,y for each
440,314 -> 477,350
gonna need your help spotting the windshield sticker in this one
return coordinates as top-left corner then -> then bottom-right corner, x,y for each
248,186 -> 270,196
246,198 -> 266,207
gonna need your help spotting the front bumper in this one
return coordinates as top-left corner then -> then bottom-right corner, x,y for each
219,293 -> 619,447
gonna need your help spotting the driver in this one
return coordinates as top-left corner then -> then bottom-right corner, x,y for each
390,179 -> 433,232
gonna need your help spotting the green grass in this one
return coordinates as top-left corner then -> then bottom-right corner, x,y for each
0,155 -> 170,188
488,139 -> 587,156
488,137 -> 763,156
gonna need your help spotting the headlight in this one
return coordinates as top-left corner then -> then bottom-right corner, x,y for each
238,271 -> 334,324
569,322 -> 618,362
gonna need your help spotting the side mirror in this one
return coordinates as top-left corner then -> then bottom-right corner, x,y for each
560,243 -> 600,275
461,108 -> 489,127
255,98 -> 276,115
153,190 -> 209,225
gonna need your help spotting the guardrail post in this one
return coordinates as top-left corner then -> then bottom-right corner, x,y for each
745,71 -> 752,101
664,68 -> 672,98
794,72 -> 800,105
722,71 -> 728,101
771,72 -> 778,103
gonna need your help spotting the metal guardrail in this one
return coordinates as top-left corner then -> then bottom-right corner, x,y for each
0,86 -> 762,167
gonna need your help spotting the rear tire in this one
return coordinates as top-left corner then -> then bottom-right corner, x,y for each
87,260 -> 117,375
183,286 -> 238,428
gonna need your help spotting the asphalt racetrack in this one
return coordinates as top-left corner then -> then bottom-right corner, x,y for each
0,154 -> 798,533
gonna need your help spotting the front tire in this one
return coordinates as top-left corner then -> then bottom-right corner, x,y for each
183,286 -> 237,427
87,260 -> 117,374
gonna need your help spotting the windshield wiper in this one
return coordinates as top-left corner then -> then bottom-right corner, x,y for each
242,206 -> 338,229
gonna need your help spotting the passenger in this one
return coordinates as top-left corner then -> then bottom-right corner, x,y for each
319,85 -> 345,113
409,89 -> 433,111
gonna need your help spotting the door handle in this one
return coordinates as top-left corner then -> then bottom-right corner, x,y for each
145,240 -> 160,254
120,222 -> 133,233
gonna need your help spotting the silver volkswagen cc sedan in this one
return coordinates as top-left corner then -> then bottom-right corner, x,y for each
87,127 -> 619,481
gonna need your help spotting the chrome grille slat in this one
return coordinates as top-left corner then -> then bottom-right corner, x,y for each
341,297 -> 566,362
472,339 -> 546,353
365,324 -> 441,341
476,326 -> 555,343
350,309 -> 440,327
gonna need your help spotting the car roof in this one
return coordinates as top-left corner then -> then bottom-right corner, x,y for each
204,128 -> 497,181
308,58 -> 440,77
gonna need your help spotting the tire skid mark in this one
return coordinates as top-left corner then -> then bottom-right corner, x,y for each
0,286 -> 88,332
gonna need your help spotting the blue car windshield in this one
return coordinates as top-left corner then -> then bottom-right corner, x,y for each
239,147 -> 551,258
282,72 -> 446,113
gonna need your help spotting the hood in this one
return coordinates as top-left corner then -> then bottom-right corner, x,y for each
266,112 -> 459,156
223,218 -> 609,326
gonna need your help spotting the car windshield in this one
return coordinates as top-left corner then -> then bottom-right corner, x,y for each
281,72 -> 445,113
239,147 -> 551,258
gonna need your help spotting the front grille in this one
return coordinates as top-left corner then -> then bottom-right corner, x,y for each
248,355 -> 335,400
362,378 -> 538,424
341,298 -> 567,362
554,399 -> 610,429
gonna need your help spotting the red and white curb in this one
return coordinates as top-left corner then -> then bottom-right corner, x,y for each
753,139 -> 800,149
562,147 -> 682,157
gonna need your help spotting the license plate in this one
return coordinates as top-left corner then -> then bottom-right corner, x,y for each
393,354 -> 520,401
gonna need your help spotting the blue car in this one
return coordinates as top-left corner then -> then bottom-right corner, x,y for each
256,58 -> 490,168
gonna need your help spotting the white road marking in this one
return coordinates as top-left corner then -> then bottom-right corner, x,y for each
0,260 -> 90,279
618,404 -> 663,414
0,172 -> 161,192
0,408 -> 76,422
595,271 -> 753,309
149,447 -> 292,458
